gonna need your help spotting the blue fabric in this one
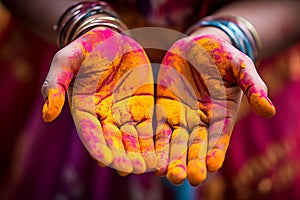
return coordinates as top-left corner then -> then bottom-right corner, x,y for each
164,177 -> 198,200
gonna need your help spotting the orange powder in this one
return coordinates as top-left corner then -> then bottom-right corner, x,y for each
42,88 -> 65,122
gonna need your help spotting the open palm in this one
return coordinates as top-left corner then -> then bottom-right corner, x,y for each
41,27 -> 155,175
156,34 -> 275,186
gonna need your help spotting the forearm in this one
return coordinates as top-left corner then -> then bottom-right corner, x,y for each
213,1 -> 300,59
2,0 -> 81,43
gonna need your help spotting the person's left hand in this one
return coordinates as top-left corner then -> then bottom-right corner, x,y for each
155,34 -> 276,186
41,27 -> 156,175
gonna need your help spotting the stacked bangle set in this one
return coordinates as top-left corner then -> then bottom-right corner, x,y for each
185,16 -> 261,62
56,1 -> 261,62
55,1 -> 128,48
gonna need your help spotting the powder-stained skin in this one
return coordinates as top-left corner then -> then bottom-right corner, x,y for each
156,34 -> 275,186
41,27 -> 155,174
41,28 -> 275,186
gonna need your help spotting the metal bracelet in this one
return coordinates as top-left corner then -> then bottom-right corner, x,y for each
71,15 -> 129,42
185,16 -> 261,63
55,1 -> 128,48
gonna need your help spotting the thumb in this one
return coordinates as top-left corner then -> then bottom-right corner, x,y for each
41,44 -> 84,122
237,57 -> 276,118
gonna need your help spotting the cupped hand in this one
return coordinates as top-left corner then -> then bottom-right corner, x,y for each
155,34 -> 275,186
41,27 -> 156,174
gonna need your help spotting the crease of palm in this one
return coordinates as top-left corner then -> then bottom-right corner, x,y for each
68,33 -> 155,174
155,34 -> 274,186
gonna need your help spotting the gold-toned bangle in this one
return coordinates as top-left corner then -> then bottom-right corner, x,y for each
55,1 -> 128,48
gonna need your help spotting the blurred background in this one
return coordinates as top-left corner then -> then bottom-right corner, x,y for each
0,2 -> 300,200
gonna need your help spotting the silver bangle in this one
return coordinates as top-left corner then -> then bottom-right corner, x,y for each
71,14 -> 129,42
55,1 -> 128,48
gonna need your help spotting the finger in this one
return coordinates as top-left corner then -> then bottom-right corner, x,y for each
136,120 -> 156,171
155,123 -> 172,176
166,127 -> 189,185
42,28 -> 121,123
111,95 -> 154,174
187,126 -> 208,186
42,88 -> 65,122
72,98 -> 113,166
120,124 -> 146,174
155,98 -> 180,177
41,43 -> 85,122
102,123 -> 133,175
236,55 -> 276,118
206,116 -> 234,173
192,35 -> 275,118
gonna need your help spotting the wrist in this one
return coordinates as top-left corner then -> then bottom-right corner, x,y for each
185,16 -> 261,63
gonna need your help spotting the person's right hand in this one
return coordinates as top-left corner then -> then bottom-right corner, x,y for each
155,34 -> 276,186
41,27 -> 156,175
